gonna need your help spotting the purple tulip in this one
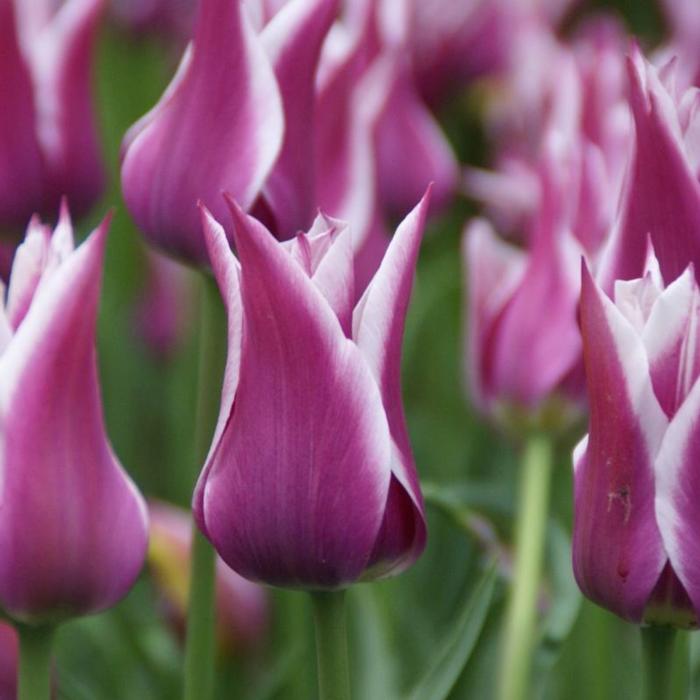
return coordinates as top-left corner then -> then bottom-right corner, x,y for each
0,0 -> 106,233
599,48 -> 700,289
0,206 -> 148,622
0,623 -> 17,700
572,251 -> 700,627
149,501 -> 267,652
192,191 -> 430,588
463,143 -> 585,425
110,0 -> 197,40
120,0 -> 284,264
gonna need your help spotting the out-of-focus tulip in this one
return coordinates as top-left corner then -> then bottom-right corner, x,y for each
0,623 -> 17,700
0,0 -> 106,234
134,251 -> 194,360
572,252 -> 700,627
464,144 -> 584,430
599,49 -> 700,289
120,0 -> 284,264
0,206 -> 148,623
193,191 -> 430,589
110,0 -> 197,40
149,501 -> 267,652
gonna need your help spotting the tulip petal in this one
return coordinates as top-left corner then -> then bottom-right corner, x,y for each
572,264 -> 667,623
260,0 -> 338,236
0,218 -> 148,621
462,218 -> 526,411
353,192 -> 430,576
0,0 -> 44,231
199,201 -> 392,587
193,207 -> 244,536
656,370 -> 700,619
121,0 -> 284,264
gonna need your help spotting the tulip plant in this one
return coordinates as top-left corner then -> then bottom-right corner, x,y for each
2,0 -> 700,699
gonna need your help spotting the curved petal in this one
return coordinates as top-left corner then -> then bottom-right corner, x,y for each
656,372 -> 700,620
0,218 -> 148,622
0,0 -> 44,232
260,0 -> 338,236
198,201 -> 392,588
192,206 -> 244,536
599,51 -> 700,288
121,0 -> 284,264
352,192 -> 430,577
32,0 -> 106,218
572,263 -> 667,623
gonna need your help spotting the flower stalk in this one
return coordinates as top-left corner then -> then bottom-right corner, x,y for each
311,590 -> 351,700
183,275 -> 227,700
17,625 -> 55,700
498,434 -> 553,700
641,625 -> 677,700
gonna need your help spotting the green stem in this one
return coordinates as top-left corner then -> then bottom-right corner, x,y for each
311,590 -> 351,700
17,625 -> 55,700
497,434 -> 553,700
641,625 -> 677,700
183,275 -> 227,700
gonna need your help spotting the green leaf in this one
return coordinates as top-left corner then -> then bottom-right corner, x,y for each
406,564 -> 498,700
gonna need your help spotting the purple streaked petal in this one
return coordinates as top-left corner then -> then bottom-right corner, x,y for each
572,263 -> 667,623
198,201 -> 392,588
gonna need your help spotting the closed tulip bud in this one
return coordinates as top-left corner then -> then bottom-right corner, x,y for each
0,0 -> 106,234
149,501 -> 267,652
0,205 -> 148,623
573,251 -> 700,627
193,190 -> 430,589
120,0 -> 284,264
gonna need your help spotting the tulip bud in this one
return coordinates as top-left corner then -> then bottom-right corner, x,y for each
573,252 -> 700,627
120,0 -> 284,264
193,191 -> 430,589
0,0 -> 106,234
149,501 -> 267,652
0,206 -> 148,623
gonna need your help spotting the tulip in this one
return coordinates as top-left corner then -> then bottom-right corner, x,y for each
193,190 -> 430,589
110,0 -> 197,40
599,48 -> 700,289
120,0 -> 284,264
0,205 -> 148,623
0,0 -> 106,234
463,143 -> 584,429
573,251 -> 700,628
0,624 -> 18,700
149,501 -> 267,652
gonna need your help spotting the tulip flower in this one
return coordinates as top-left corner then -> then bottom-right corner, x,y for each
149,501 -> 267,652
573,250 -> 700,629
120,0 -> 285,264
110,0 -> 197,40
0,205 -> 148,623
464,143 -> 584,429
599,48 -> 700,289
0,624 -> 18,700
193,191 -> 430,589
0,0 -> 106,235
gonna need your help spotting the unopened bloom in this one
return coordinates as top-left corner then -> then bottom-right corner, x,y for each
573,253 -> 700,626
193,191 -> 430,588
0,206 -> 148,623
0,0 -> 106,234
149,501 -> 267,652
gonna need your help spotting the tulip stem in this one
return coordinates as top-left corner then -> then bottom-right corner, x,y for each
183,275 -> 227,700
498,433 -> 553,700
311,590 -> 351,700
641,625 -> 677,700
17,624 -> 55,700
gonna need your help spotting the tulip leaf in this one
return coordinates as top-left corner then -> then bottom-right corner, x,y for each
405,564 -> 498,700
